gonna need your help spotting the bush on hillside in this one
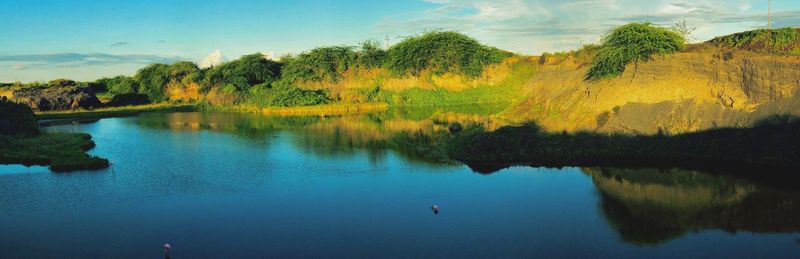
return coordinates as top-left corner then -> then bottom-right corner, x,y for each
586,23 -> 685,81
134,64 -> 171,102
280,46 -> 357,83
203,53 -> 281,93
246,82 -> 330,107
356,40 -> 388,69
708,28 -> 800,54
134,62 -> 204,102
0,97 -> 39,135
280,40 -> 389,85
386,31 -> 510,78
97,76 -> 139,97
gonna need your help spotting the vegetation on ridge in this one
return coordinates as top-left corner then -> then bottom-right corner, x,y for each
586,22 -> 685,80
708,27 -> 800,54
386,31 -> 511,78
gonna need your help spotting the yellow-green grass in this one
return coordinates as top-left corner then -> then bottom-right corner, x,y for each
35,103 -> 197,120
205,103 -> 389,117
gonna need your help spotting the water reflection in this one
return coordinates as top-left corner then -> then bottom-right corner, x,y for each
585,167 -> 800,246
133,112 -> 460,165
59,111 -> 800,249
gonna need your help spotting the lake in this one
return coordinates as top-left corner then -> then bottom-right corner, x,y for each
1,112 -> 799,258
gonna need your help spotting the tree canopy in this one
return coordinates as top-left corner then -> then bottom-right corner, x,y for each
386,31 -> 510,78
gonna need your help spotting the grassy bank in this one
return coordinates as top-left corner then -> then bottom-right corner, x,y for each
201,102 -> 389,117
35,103 -> 197,120
0,133 -> 109,172
446,116 -> 800,177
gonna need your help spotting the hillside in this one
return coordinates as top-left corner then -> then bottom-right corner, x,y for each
504,43 -> 800,134
284,28 -> 800,135
3,26 -> 799,136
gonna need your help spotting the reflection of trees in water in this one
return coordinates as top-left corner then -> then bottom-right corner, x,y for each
290,115 -> 456,164
133,112 -> 320,142
132,112 -> 467,165
585,167 -> 800,246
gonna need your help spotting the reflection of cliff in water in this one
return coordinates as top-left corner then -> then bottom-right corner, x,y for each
585,167 -> 800,246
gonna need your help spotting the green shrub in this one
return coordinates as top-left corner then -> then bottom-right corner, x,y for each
245,82 -> 330,107
203,53 -> 281,93
586,23 -> 685,80
97,75 -> 139,97
134,64 -> 171,102
0,98 -> 39,135
356,40 -> 388,69
280,46 -> 357,83
708,28 -> 800,54
386,31 -> 510,78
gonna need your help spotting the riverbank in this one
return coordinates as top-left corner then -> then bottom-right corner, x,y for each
202,102 -> 390,117
35,103 -> 197,120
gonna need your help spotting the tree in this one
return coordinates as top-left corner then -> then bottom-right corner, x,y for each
134,64 -> 171,102
102,76 -> 139,97
203,53 -> 281,93
670,20 -> 696,43
356,40 -> 387,69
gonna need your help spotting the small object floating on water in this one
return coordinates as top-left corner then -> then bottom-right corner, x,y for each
164,243 -> 172,253
431,204 -> 440,214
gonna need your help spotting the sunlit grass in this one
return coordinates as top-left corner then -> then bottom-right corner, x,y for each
35,103 -> 197,120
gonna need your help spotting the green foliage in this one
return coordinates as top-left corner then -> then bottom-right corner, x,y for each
133,63 -> 171,102
0,132 -> 109,172
586,22 -> 685,80
386,31 -> 510,78
169,61 -> 204,85
0,98 -> 39,135
98,76 -> 139,97
245,82 -> 330,107
47,78 -> 77,88
203,53 -> 281,93
709,28 -> 800,54
134,61 -> 204,102
280,46 -> 357,83
356,40 -> 388,69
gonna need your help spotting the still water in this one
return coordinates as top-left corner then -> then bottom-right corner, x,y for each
1,112 -> 799,258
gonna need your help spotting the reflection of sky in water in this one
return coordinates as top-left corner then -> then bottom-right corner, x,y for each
0,112 -> 798,258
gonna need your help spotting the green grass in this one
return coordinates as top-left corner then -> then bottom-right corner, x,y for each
708,28 -> 800,54
0,133 -> 109,172
586,22 -> 685,80
35,103 -> 197,120
383,59 -> 535,107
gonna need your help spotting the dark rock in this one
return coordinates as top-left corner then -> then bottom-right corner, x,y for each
12,86 -> 101,111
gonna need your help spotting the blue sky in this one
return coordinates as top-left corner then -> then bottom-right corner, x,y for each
1,0 -> 799,82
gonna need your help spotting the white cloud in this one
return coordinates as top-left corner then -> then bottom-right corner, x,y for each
199,49 -> 225,69
375,0 -> 799,54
